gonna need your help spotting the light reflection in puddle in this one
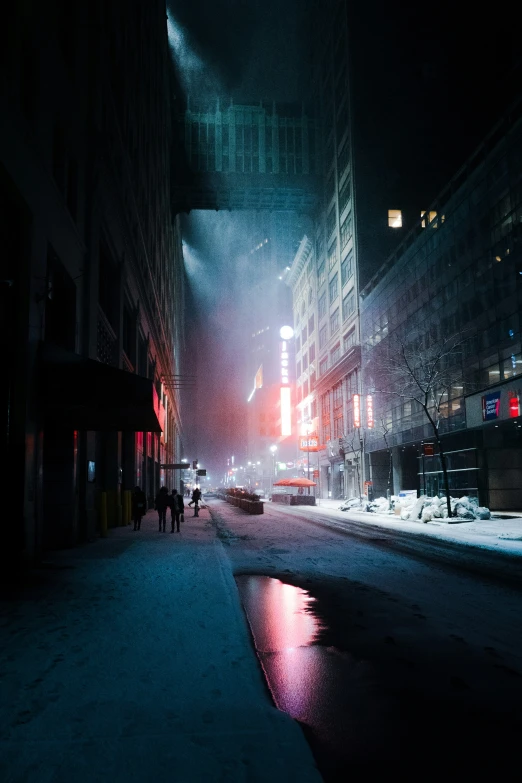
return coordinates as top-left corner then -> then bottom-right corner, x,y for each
235,574 -> 387,778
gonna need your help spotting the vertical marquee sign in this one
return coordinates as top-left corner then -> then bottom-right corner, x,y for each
366,394 -> 374,428
279,326 -> 294,438
353,394 -> 361,428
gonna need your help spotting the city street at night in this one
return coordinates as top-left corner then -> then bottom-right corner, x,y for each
2,1 -> 522,780
2,500 -> 521,781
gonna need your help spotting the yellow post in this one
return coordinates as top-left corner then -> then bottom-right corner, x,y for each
100,492 -> 108,538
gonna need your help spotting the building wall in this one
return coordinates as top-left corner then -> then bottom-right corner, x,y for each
0,0 -> 186,574
361,100 -> 522,508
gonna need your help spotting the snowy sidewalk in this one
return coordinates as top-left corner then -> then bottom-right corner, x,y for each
0,508 -> 321,783
280,499 -> 522,556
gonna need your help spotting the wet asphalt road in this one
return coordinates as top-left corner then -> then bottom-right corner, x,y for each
209,499 -> 522,781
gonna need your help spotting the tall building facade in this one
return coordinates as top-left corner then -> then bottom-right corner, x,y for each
1,0 -> 185,575
286,0 -> 360,498
362,98 -> 522,509
286,0 -> 521,499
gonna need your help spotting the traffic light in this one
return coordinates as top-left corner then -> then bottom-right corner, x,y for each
193,459 -> 198,469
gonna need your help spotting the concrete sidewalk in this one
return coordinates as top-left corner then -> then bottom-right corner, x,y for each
0,508 -> 321,782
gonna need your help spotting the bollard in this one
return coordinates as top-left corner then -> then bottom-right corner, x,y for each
100,492 -> 108,538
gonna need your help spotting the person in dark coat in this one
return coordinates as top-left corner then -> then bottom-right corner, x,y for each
168,489 -> 180,533
131,486 -> 147,531
190,486 -> 202,517
154,486 -> 169,532
177,489 -> 185,527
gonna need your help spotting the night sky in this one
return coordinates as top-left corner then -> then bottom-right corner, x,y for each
169,0 -> 520,478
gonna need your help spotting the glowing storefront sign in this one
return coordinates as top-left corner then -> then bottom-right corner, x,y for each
353,394 -> 361,428
366,395 -> 374,429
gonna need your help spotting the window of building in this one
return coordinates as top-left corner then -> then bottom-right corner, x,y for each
329,273 -> 339,303
302,354 -> 308,371
295,336 -> 301,353
309,343 -> 316,363
311,399 -> 317,419
320,356 -> 328,375
337,138 -> 350,181
338,177 -> 351,216
308,288 -> 313,305
340,212 -> 352,249
328,238 -> 338,270
331,342 -> 341,364
321,392 -> 331,442
310,372 -> 316,393
318,261 -> 326,287
388,209 -> 402,228
303,379 -> 309,398
333,413 -> 344,438
341,250 -> 353,287
319,324 -> 327,348
301,326 -> 307,345
297,385 -> 302,403
330,308 -> 340,335
296,360 -> 302,378
421,210 -> 437,228
326,205 -> 336,238
318,292 -> 327,319
308,314 -> 315,334
343,328 -> 356,351
342,289 -> 355,321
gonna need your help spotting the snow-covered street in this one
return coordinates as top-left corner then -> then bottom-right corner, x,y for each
211,497 -> 522,778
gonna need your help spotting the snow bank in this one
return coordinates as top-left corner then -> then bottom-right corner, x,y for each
338,493 -> 491,522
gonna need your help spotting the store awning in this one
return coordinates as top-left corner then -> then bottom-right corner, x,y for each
38,343 -> 162,432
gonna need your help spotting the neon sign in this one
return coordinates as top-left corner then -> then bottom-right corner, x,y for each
353,394 -> 360,428
366,395 -> 374,428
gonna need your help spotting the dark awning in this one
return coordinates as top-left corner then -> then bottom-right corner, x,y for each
38,343 -> 162,432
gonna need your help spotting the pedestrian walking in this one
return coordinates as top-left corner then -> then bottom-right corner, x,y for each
177,490 -> 185,527
168,489 -> 180,533
131,485 -> 147,531
190,486 -> 202,517
154,486 -> 169,532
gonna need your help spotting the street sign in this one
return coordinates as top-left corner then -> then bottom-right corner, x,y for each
160,463 -> 191,469
196,469 -> 207,476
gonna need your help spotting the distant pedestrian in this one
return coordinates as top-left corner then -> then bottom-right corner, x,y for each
190,486 -> 202,517
177,490 -> 185,527
168,489 -> 180,533
154,486 -> 169,532
131,486 -> 147,531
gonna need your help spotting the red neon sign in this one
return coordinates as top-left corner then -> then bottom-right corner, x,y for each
353,394 -> 360,428
509,392 -> 520,418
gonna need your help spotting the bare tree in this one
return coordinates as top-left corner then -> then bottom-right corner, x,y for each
344,429 -> 363,498
377,415 -> 393,509
366,329 -> 471,518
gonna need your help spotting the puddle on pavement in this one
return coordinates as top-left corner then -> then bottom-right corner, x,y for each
236,575 -> 522,780
235,575 -> 389,779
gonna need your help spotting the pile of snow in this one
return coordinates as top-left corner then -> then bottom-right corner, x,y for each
338,493 -> 491,522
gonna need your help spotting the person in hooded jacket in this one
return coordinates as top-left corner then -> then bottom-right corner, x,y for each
154,486 -> 169,532
168,489 -> 180,533
177,489 -> 185,527
131,486 -> 146,531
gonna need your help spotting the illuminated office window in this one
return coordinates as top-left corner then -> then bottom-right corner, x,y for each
388,209 -> 402,228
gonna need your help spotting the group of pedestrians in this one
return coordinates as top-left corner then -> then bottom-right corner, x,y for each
131,485 -> 202,533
